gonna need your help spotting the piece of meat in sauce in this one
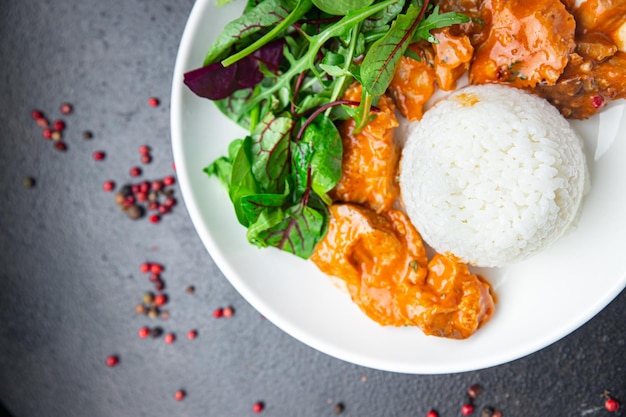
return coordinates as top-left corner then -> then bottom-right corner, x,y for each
388,46 -> 437,121
329,83 -> 399,213
469,0 -> 576,88
310,204 -> 495,339
532,0 -> 626,118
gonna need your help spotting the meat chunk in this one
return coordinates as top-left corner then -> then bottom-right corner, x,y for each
330,83 -> 399,213
311,204 -> 495,338
469,0 -> 576,88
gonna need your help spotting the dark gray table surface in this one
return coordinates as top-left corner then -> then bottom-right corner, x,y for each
1,1 -> 625,416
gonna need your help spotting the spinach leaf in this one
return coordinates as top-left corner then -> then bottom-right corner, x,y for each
292,114 -> 342,204
359,3 -> 424,97
203,0 -> 292,65
204,139 -> 244,187
227,137 -> 259,227
412,6 -> 470,43
246,194 -> 328,258
311,0 -> 374,16
241,187 -> 290,224
248,113 -> 293,194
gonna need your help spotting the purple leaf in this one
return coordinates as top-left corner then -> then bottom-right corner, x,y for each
183,39 -> 285,101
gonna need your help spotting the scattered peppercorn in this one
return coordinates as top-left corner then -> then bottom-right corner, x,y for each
160,309 -> 170,320
491,410 -> 502,417
141,154 -> 152,164
426,410 -> 439,417
174,389 -> 186,401
53,119 -> 66,132
138,326 -> 151,339
164,333 -> 176,344
129,166 -> 142,177
153,293 -> 167,307
252,401 -> 264,413
92,151 -> 105,161
185,285 -> 195,294
187,330 -> 198,340
143,292 -> 155,304
333,402 -> 345,415
163,175 -> 175,186
126,205 -> 144,220
150,263 -> 163,274
51,131 -> 62,141
468,384 -> 483,399
31,110 -> 44,120
22,177 -> 35,188
103,180 -> 115,192
82,130 -> 93,140
223,306 -> 234,318
42,128 -> 53,140
148,97 -> 160,107
59,103 -> 73,114
105,355 -> 119,367
148,306 -> 160,319
212,308 -> 224,318
53,141 -> 67,152
37,118 -> 50,128
149,214 -> 161,224
461,403 -> 475,416
605,397 -> 620,412
150,327 -> 163,338
481,406 -> 494,417
135,304 -> 148,315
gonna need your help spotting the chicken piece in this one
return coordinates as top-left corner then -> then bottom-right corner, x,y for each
388,45 -> 437,121
311,204 -> 495,339
311,204 -> 429,326
432,27 -> 474,91
330,83 -> 399,213
533,51 -> 626,118
573,0 -> 626,52
469,0 -> 576,88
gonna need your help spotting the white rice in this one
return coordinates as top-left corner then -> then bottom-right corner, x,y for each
399,84 -> 588,267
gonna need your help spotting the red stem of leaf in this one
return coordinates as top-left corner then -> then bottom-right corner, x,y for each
295,100 -> 379,143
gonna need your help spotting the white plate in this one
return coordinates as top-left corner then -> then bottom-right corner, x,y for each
171,0 -> 626,373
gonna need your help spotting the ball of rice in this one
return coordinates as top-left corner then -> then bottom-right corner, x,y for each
399,84 -> 587,267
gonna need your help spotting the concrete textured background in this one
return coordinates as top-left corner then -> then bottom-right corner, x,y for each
0,1 -> 624,416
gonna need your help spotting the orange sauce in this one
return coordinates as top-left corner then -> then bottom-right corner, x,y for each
311,204 -> 495,339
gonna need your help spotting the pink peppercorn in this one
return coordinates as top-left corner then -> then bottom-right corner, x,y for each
174,390 -> 186,401
141,154 -> 152,164
153,279 -> 165,291
426,410 -> 438,417
59,103 -> 73,114
223,306 -> 234,318
150,264 -> 163,274
591,95 -> 604,109
105,355 -> 119,367
154,293 -> 168,307
149,214 -> 161,224
252,402 -> 264,413
37,118 -> 50,128
606,397 -> 620,412
31,110 -> 44,120
164,333 -> 176,344
129,166 -> 142,177
139,145 -> 151,155
138,327 -> 151,339
54,141 -> 67,152
140,262 -> 151,273
187,330 -> 198,340
53,119 -> 66,132
92,151 -> 105,161
103,181 -> 115,192
151,180 -> 163,191
164,197 -> 176,208
42,128 -> 53,140
163,176 -> 175,186
461,404 -> 474,416
212,308 -> 224,318
148,97 -> 160,107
